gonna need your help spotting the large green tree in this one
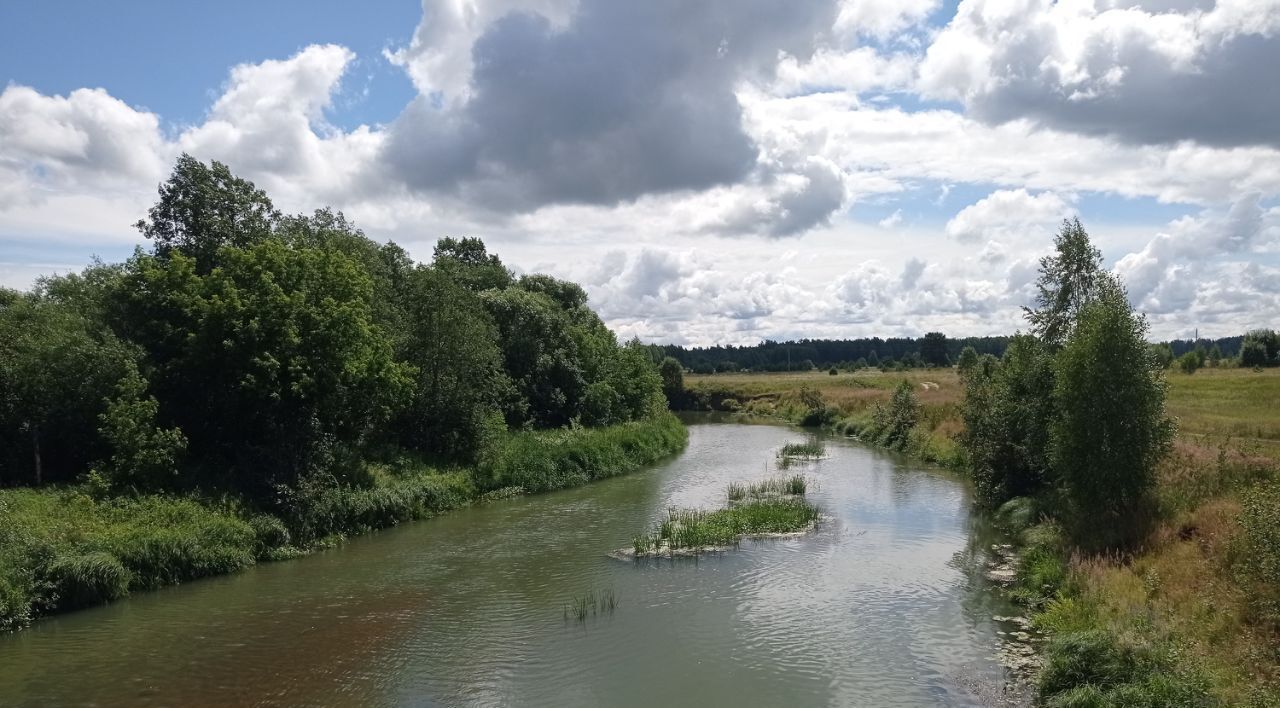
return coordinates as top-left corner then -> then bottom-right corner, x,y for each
396,267 -> 510,460
135,154 -> 277,273
115,242 -> 411,495
1051,279 -> 1173,547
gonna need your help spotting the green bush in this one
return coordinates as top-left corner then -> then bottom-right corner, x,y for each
480,413 -> 687,493
1234,481 -> 1280,625
47,551 -> 131,609
281,471 -> 474,544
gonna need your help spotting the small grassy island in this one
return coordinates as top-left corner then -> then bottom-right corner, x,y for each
627,475 -> 819,557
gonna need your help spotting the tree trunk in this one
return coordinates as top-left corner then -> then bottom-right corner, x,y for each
32,423 -> 42,486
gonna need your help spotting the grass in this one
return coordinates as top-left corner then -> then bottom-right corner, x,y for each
1,413 -> 688,632
727,475 -> 807,501
632,497 -> 820,555
0,489 -> 258,631
563,589 -> 619,622
778,441 -> 824,460
480,413 -> 688,493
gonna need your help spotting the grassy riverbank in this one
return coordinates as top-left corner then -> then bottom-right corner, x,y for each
684,367 -> 1280,703
0,413 -> 686,632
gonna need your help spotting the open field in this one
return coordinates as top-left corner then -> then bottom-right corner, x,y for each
687,365 -> 1280,457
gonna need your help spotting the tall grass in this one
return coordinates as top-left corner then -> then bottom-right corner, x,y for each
0,489 -> 258,630
480,413 -> 688,494
633,498 -> 820,555
727,475 -> 806,501
563,589 -> 619,621
778,440 -> 824,460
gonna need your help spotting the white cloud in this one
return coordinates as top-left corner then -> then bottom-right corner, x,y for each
918,0 -> 1280,147
944,189 -> 1072,243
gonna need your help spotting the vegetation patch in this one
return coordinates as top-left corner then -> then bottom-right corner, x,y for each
563,589 -> 618,622
726,474 -> 807,501
629,498 -> 820,557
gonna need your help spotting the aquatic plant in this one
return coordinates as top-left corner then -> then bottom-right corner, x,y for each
777,440 -> 824,460
726,475 -> 807,501
564,589 -> 619,622
633,497 -> 820,556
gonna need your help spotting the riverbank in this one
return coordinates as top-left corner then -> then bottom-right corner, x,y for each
682,367 -> 1280,704
0,413 -> 687,632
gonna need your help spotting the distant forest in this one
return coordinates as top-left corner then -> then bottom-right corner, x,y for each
657,334 -> 1248,374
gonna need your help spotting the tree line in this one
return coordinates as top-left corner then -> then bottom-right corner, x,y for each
0,155 -> 667,502
656,333 -> 1010,374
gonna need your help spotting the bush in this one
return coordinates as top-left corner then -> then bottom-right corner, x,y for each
1234,481 -> 1280,626
47,551 -> 131,609
479,413 -> 687,494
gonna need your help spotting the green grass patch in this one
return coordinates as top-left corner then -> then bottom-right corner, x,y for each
481,413 -> 688,493
778,440 -> 824,460
727,475 -> 806,501
632,497 -> 820,555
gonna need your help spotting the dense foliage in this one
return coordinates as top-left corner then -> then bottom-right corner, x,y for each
960,219 -> 1173,549
0,155 -> 669,499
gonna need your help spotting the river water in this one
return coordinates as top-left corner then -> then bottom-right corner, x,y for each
0,417 -> 1022,707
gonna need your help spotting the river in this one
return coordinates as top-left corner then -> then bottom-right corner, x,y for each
0,416 -> 1024,707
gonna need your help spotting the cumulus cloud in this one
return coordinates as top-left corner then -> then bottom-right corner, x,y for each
382,0 -> 841,211
945,189 -> 1072,243
918,0 -> 1280,148
0,85 -> 168,206
1114,194 -> 1278,314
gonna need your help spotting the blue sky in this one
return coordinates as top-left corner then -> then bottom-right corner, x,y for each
2,0 -> 1278,344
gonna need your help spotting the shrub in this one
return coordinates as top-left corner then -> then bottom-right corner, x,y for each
1234,481 -> 1280,626
47,551 -> 131,609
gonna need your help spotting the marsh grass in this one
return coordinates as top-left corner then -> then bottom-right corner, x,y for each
778,441 -> 824,460
726,475 -> 807,502
633,498 -> 820,556
563,589 -> 619,622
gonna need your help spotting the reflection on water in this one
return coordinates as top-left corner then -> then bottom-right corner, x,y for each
0,418 -> 1021,707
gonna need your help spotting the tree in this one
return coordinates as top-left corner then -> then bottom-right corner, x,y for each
1178,351 -> 1202,375
0,294 -> 139,485
658,357 -> 685,408
433,237 -> 514,292
867,351 -> 880,368
1051,280 -> 1173,548
92,370 -> 187,493
1025,218 -> 1104,346
1241,329 -> 1279,367
920,332 -> 949,367
1149,342 -> 1175,369
956,346 -> 979,374
116,243 -> 411,496
960,335 -> 1056,505
396,267 -> 510,461
135,154 -> 277,273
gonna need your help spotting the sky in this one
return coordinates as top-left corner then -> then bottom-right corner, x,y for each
2,0 -> 1278,346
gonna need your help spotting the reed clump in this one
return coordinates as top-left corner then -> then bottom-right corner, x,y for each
632,497 -> 820,556
563,589 -> 619,621
726,475 -> 806,501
